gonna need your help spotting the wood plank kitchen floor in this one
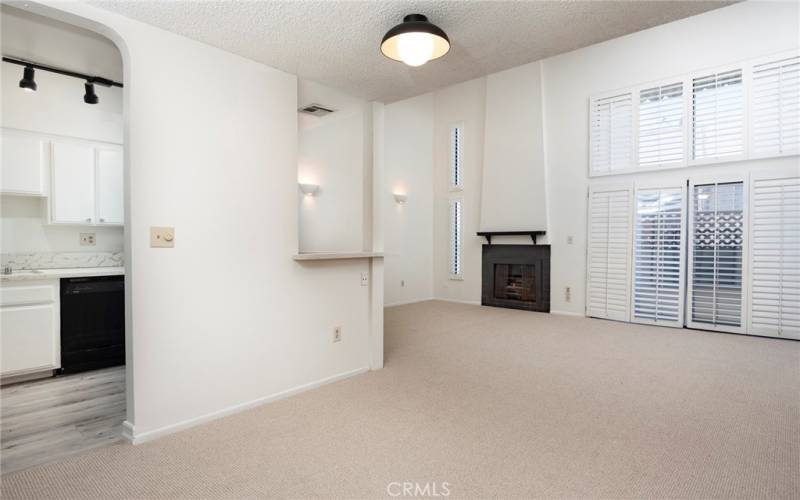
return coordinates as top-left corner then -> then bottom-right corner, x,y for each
1,367 -> 125,474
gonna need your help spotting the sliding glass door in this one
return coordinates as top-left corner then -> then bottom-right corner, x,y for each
687,179 -> 746,333
632,183 -> 686,327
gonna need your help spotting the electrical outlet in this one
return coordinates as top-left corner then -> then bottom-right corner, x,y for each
333,326 -> 342,343
80,233 -> 96,246
361,272 -> 369,286
565,286 -> 572,302
567,235 -> 574,245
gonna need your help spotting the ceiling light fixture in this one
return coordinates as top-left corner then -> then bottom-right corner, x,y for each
19,65 -> 37,92
83,82 -> 99,104
381,14 -> 450,67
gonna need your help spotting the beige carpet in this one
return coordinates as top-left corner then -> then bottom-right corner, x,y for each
2,300 -> 798,499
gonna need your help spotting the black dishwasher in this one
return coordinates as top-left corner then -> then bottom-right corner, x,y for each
60,276 -> 125,374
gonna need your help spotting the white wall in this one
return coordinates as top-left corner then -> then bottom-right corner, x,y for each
383,93 -> 434,306
480,61 -> 547,232
1,6 -> 124,257
31,1 -> 378,442
298,79 -> 371,252
541,0 -> 800,315
1,196 -> 123,253
432,78 -> 487,304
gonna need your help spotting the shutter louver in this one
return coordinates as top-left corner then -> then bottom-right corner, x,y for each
692,69 -> 744,161
751,55 -> 800,157
639,82 -> 684,167
450,200 -> 462,277
749,175 -> 800,339
690,182 -> 744,331
633,186 -> 685,326
590,93 -> 633,175
587,186 -> 632,321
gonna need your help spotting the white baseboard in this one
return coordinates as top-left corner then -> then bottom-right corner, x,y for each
433,297 -> 482,306
122,366 -> 369,445
550,309 -> 585,317
384,297 -> 434,307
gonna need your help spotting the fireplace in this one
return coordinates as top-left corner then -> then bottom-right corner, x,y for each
482,244 -> 550,312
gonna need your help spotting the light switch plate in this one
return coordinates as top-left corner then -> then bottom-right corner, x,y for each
150,226 -> 175,248
80,233 -> 96,246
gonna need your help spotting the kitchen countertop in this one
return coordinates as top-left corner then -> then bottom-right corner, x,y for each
0,266 -> 125,282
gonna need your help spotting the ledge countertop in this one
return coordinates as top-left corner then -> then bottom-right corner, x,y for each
293,252 -> 384,261
0,266 -> 125,282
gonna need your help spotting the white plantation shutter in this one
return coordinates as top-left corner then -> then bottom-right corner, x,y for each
590,92 -> 634,175
632,186 -> 686,327
450,200 -> 462,277
692,69 -> 744,161
587,186 -> 633,321
750,54 -> 800,157
689,182 -> 745,332
749,174 -> 800,339
638,82 -> 685,167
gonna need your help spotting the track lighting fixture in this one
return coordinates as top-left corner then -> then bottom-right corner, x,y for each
83,82 -> 99,104
2,56 -> 122,104
19,65 -> 37,92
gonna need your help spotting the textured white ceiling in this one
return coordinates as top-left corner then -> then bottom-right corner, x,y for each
91,0 -> 735,103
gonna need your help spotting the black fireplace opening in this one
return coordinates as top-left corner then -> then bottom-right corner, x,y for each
482,245 -> 550,312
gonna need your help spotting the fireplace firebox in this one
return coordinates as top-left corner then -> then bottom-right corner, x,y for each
482,244 -> 550,312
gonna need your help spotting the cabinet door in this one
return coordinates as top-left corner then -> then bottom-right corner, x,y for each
0,304 -> 59,375
51,142 -> 95,224
1,131 -> 46,196
95,148 -> 124,225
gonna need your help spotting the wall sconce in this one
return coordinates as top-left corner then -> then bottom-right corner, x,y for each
393,193 -> 408,204
299,183 -> 319,196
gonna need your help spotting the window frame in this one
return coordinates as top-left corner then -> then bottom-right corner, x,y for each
449,123 -> 464,191
635,78 -> 688,171
448,198 -> 463,280
747,49 -> 800,160
686,174 -> 748,334
588,88 -> 636,177
588,49 -> 800,178
687,62 -> 748,167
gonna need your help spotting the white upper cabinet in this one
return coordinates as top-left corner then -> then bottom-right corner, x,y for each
1,130 -> 47,196
95,148 -> 124,225
51,142 -> 96,224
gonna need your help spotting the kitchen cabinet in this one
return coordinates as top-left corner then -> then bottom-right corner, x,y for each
51,142 -> 96,224
1,129 -> 47,196
95,148 -> 124,225
0,280 -> 60,377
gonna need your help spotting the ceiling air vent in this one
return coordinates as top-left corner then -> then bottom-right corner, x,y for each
298,103 -> 335,117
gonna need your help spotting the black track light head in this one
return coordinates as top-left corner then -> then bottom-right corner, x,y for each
83,82 -> 98,104
19,66 -> 37,92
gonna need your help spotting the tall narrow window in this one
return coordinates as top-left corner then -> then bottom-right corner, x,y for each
689,182 -> 744,331
639,82 -> 684,167
692,69 -> 744,161
450,126 -> 463,189
751,54 -> 800,157
633,186 -> 685,326
450,200 -> 462,278
587,186 -> 632,321
590,92 -> 634,175
749,174 -> 800,339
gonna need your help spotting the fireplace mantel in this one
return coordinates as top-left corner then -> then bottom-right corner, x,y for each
476,231 -> 546,245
